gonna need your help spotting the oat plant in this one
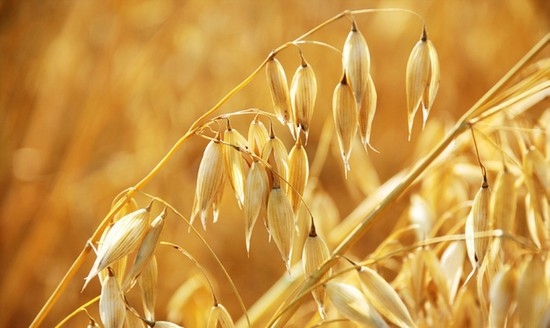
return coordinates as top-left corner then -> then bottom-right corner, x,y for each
31,8 -> 550,328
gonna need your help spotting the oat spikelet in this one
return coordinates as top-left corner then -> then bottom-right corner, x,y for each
99,198 -> 139,284
139,255 -> 158,321
261,127 -> 288,189
191,132 -> 226,230
358,266 -> 415,328
266,56 -> 293,127
123,209 -> 166,291
325,281 -> 388,327
342,19 -> 370,111
332,73 -> 358,177
84,205 -> 152,290
302,222 -> 331,318
465,176 -> 490,269
97,230 -> 126,286
488,266 -> 516,328
359,74 -> 377,151
406,27 -> 440,140
247,116 -> 269,157
267,187 -> 294,272
465,175 -> 491,270
290,53 -> 317,143
223,121 -> 249,209
287,136 -> 309,214
99,268 -> 126,328
207,303 -> 235,328
244,160 -> 269,254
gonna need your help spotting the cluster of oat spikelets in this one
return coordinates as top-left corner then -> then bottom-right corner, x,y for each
48,11 -> 549,328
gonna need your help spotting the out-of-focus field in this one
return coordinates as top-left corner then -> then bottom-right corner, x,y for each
0,0 -> 548,326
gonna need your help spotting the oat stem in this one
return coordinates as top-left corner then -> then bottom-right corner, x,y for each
268,32 -> 549,328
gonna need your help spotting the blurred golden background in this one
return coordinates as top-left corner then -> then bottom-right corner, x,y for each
0,0 -> 548,326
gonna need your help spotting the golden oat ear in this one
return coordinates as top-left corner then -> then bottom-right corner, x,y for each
83,205 -> 152,291
190,131 -> 226,230
342,19 -> 371,113
359,73 -> 378,152
406,27 -> 439,140
332,73 -> 358,178
122,209 -> 166,291
357,266 -> 415,328
138,255 -> 158,322
261,124 -> 289,190
287,134 -> 309,215
290,51 -> 317,144
247,115 -> 269,157
244,160 -> 269,255
465,175 -> 491,271
266,56 -> 293,128
99,267 -> 126,328
302,220 -> 331,319
266,187 -> 295,273
222,119 -> 249,209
